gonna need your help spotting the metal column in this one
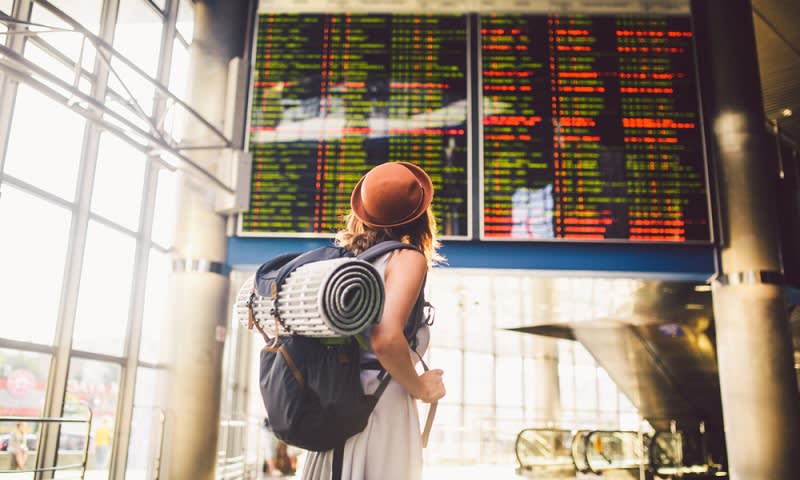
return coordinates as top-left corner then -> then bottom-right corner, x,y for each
158,1 -> 253,479
693,1 -> 800,478
529,337 -> 561,422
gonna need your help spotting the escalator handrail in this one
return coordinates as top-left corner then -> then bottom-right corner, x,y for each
584,429 -> 649,475
570,430 -> 592,474
514,428 -> 574,469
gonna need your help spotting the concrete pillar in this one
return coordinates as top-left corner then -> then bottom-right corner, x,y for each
529,336 -> 561,423
692,1 -> 800,478
525,279 -> 561,424
159,1 -> 253,479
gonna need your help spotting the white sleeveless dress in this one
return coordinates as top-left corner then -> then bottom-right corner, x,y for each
300,252 -> 429,480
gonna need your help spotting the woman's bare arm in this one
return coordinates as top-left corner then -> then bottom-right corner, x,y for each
369,249 -> 445,404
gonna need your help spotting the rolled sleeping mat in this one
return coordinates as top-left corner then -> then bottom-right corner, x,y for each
235,258 -> 385,337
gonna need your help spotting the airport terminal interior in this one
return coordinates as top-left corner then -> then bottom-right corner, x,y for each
0,0 -> 799,479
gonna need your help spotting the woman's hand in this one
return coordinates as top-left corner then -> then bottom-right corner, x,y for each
414,368 -> 446,403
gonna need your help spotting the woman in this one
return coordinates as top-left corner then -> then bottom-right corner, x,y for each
301,162 -> 447,479
10,422 -> 29,470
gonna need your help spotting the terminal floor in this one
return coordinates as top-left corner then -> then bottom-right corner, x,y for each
263,464 -> 529,480
0,463 -> 632,479
0,466 -> 619,479
262,464 -> 630,480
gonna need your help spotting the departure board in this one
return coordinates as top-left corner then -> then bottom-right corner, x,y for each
242,13 -> 470,237
481,14 -> 710,242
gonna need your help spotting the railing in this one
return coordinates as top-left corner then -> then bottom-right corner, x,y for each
585,430 -> 648,474
514,428 -> 575,475
649,421 -> 727,478
0,406 -> 93,479
569,430 -> 591,474
216,416 -> 263,480
152,409 -> 166,480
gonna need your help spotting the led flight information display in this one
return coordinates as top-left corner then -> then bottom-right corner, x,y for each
481,14 -> 710,242
242,13 -> 470,236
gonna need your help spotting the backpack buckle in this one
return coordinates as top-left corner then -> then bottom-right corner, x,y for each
245,289 -> 258,330
269,283 -> 280,319
245,291 -> 256,309
423,301 -> 436,326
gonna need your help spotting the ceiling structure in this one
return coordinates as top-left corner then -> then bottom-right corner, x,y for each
752,0 -> 800,146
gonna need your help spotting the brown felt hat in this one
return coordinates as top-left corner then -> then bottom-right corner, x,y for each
351,162 -> 434,228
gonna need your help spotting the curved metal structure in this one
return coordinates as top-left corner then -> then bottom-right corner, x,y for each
569,430 -> 592,474
0,407 -> 93,478
514,428 -> 575,476
584,430 -> 648,474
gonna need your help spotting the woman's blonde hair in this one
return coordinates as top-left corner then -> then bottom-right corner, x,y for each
335,205 -> 444,267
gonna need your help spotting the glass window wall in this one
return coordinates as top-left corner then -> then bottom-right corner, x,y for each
0,184 -> 71,345
462,279 -> 492,351
108,0 -> 164,118
91,132 -> 146,231
464,351 -> 494,405
73,221 -> 137,356
139,248 -> 171,364
424,270 -> 641,465
126,366 -> 165,480
175,0 -> 194,43
22,41 -> 94,94
150,0 -> 166,12
3,85 -> 86,201
0,348 -> 51,417
29,0 -> 102,74
0,0 -> 195,478
62,358 -> 121,475
164,36 -> 189,141
495,356 -> 523,407
150,168 -> 176,249
35,0 -> 104,35
113,0 -> 163,77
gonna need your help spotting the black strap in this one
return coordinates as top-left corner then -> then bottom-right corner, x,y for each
332,442 -> 344,480
357,240 -> 420,262
372,372 -> 392,398
274,246 -> 345,295
360,359 -> 383,371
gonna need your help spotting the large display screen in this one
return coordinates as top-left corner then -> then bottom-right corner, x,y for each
481,14 -> 710,241
241,13 -> 470,237
242,12 -> 711,243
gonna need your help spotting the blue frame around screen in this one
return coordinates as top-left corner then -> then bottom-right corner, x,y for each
227,236 -> 715,281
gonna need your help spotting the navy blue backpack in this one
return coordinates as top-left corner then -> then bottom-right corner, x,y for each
248,241 -> 433,456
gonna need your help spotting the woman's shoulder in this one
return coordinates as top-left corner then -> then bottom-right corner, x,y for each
386,248 -> 427,277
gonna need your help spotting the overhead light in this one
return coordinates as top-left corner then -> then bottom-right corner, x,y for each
781,108 -> 793,118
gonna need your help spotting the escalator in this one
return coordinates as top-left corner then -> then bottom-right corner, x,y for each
514,428 -> 575,477
509,275 -> 800,477
509,279 -> 731,473
516,428 -> 728,479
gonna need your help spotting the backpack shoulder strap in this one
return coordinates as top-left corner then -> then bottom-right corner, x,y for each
358,241 -> 428,344
357,240 -> 420,263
